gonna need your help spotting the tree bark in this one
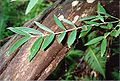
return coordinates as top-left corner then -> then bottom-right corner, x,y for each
0,0 -> 119,80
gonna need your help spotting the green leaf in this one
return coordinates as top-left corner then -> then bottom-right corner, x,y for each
81,25 -> 88,31
84,47 -> 105,78
54,15 -> 66,30
87,31 -> 97,41
57,31 -> 66,44
115,22 -> 120,37
79,26 -> 92,38
98,14 -> 104,22
112,69 -> 120,80
115,27 -> 120,37
25,0 -> 38,14
100,22 -> 112,29
104,32 -> 110,38
91,16 -> 101,22
98,2 -> 106,14
7,36 -> 30,56
85,36 -> 104,46
101,38 -> 107,57
110,30 -> 117,37
100,26 -> 109,29
79,16 -> 97,21
34,21 -> 54,33
15,27 -> 44,35
107,22 -> 113,29
67,30 -> 77,48
41,33 -> 55,51
66,49 -> 83,58
79,32 -> 87,38
84,21 -> 100,26
7,27 -> 30,36
29,36 -> 43,61
62,19 -> 76,28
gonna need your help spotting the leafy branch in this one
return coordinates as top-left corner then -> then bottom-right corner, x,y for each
6,2 -> 120,78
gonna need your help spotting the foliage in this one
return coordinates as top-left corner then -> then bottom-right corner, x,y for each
29,36 -> 43,61
25,0 -> 39,14
48,48 -> 84,80
7,2 -> 120,80
7,35 -> 30,56
112,68 -> 120,80
67,30 -> 77,48
0,0 -> 52,40
84,47 -> 106,78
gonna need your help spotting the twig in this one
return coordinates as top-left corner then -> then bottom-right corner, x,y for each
31,20 -> 119,38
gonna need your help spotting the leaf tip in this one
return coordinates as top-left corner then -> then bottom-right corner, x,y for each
53,14 -> 56,17
34,21 -> 37,24
68,45 -> 71,48
84,43 -> 88,46
25,11 -> 28,15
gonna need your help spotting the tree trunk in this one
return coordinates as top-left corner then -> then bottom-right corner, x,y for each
0,0 -> 119,80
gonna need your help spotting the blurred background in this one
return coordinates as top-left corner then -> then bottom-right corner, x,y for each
0,0 -> 53,46
0,0 -> 119,80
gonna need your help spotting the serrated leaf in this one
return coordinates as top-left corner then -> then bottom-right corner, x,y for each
25,0 -> 38,14
85,36 -> 104,46
101,38 -> 107,57
7,27 -> 30,36
41,33 -> 55,51
34,21 -> 54,33
79,26 -> 92,38
57,31 -> 66,44
7,36 -> 30,56
84,47 -> 105,78
67,30 -> 77,48
98,2 -> 106,14
62,19 -> 76,28
54,15 -> 66,30
79,16 -> 97,21
29,36 -> 43,61
15,27 -> 44,35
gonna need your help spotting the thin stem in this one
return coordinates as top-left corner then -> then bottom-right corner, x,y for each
31,20 -> 119,38
109,15 -> 120,20
96,11 -> 120,20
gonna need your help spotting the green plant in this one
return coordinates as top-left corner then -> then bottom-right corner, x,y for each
112,68 -> 120,80
0,0 -> 52,41
7,2 -> 120,79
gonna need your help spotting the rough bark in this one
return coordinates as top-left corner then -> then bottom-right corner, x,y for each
0,0 -> 118,80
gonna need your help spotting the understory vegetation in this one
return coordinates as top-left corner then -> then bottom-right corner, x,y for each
0,0 -> 119,80
0,0 -> 52,42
